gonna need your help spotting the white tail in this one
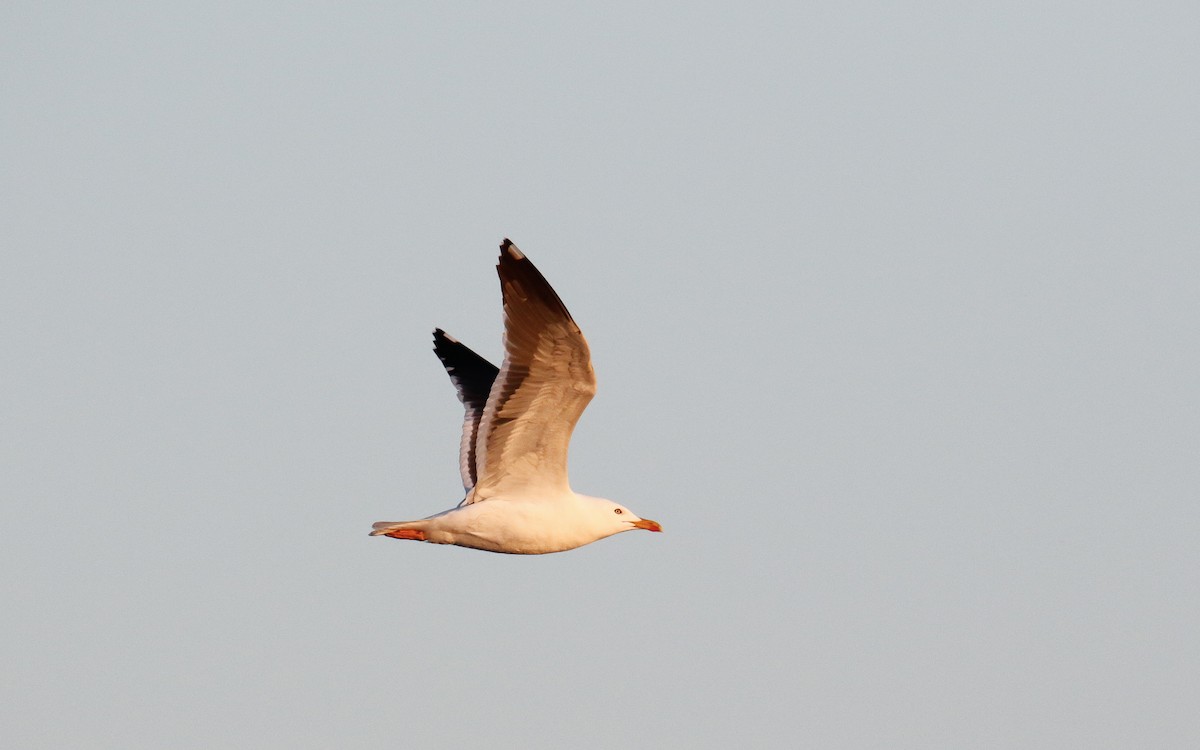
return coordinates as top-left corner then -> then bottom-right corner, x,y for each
369,521 -> 406,536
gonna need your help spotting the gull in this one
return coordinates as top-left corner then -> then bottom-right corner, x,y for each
370,239 -> 662,554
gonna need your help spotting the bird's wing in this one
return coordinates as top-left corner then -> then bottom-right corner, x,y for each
432,328 -> 499,494
468,240 -> 596,502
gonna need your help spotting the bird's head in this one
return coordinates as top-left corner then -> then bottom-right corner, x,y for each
584,495 -> 663,536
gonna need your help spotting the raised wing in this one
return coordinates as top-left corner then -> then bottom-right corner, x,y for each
432,328 -> 499,494
469,240 -> 597,501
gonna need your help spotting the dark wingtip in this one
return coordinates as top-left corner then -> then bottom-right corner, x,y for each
433,327 -> 463,355
493,237 -> 575,321
499,238 -> 525,261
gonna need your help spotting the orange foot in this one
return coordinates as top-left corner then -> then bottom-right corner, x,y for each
383,528 -> 426,541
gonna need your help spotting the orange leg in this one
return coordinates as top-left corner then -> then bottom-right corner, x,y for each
383,528 -> 426,541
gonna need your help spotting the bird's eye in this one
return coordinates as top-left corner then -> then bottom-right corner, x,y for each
613,508 -> 623,514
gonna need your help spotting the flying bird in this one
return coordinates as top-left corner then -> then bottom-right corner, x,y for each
370,239 -> 662,554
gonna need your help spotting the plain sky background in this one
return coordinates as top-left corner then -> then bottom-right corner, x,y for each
3,2 -> 1198,748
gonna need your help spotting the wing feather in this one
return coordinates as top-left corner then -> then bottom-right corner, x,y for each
432,328 -> 499,493
469,240 -> 596,501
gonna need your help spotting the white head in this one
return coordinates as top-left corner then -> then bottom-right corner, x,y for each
579,494 -> 663,538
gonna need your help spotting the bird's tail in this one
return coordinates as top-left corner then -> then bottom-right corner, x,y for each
369,520 -> 430,542
369,521 -> 406,536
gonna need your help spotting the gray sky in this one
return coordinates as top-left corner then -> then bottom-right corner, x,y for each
3,2 -> 1198,748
